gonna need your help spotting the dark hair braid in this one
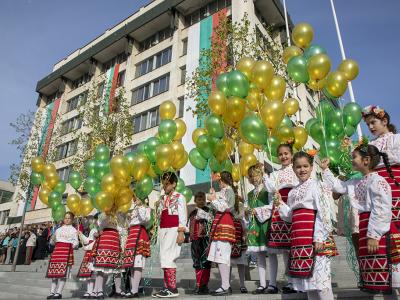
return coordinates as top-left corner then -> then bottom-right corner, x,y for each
380,151 -> 400,187
220,171 -> 240,212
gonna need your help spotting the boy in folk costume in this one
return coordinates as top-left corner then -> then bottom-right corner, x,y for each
122,197 -> 151,298
322,144 -> 400,298
245,164 -> 270,294
207,171 -> 236,296
152,172 -> 187,298
46,212 -> 79,300
77,215 -> 99,299
188,192 -> 211,295
277,152 -> 335,300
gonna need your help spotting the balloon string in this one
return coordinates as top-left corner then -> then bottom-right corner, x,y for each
265,129 -> 278,189
317,91 -> 329,156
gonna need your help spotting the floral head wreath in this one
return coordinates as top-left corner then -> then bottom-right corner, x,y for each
362,105 -> 385,119
355,136 -> 369,154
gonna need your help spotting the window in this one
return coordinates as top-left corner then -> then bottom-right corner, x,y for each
178,96 -> 185,118
184,0 -> 231,26
133,107 -> 160,134
102,52 -> 127,72
155,47 -> 172,68
117,70 -> 126,87
61,116 -> 82,135
56,139 -> 78,161
97,82 -> 105,98
131,73 -> 170,105
0,190 -> 13,204
139,26 -> 173,52
67,91 -> 87,112
135,47 -> 172,78
71,73 -> 92,90
57,166 -> 72,182
136,58 -> 153,78
180,66 -> 186,85
182,39 -> 188,56
0,210 -> 10,225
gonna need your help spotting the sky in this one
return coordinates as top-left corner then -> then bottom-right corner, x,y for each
0,0 -> 399,181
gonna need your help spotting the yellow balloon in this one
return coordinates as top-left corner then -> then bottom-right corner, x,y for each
39,186 -> 51,205
240,153 -> 258,177
236,57 -> 255,78
115,175 -> 131,187
260,100 -> 285,130
41,181 -> 52,191
172,151 -> 188,170
31,156 -> 45,173
283,98 -> 300,116
293,126 -> 308,149
43,164 -> 56,178
95,191 -> 115,213
277,125 -> 295,143
292,23 -> 314,49
101,173 -> 118,196
338,59 -> 359,81
159,100 -> 176,120
238,141 -> 254,156
45,171 -> 60,189
192,128 -> 207,145
116,187 -> 133,207
174,119 -> 187,141
246,88 -> 263,111
117,202 -> 131,213
156,144 -> 174,171
110,155 -> 130,179
283,46 -> 303,64
264,75 -> 286,101
250,60 -> 274,90
67,194 -> 81,215
307,53 -> 331,80
223,96 -> 246,128
81,198 -> 94,216
208,91 -> 227,116
326,71 -> 348,97
307,78 -> 327,91
171,141 -> 185,165
222,137 -> 234,156
232,164 -> 241,182
147,166 -> 158,178
131,154 -> 150,181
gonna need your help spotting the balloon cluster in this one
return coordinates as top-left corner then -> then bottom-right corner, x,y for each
189,56 -> 309,179
285,23 -> 359,99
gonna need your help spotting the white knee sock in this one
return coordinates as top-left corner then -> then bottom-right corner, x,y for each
50,279 -> 58,294
56,278 -> 66,294
114,274 -> 122,294
319,288 -> 334,300
95,273 -> 106,293
268,254 -> 278,287
87,279 -> 95,294
218,263 -> 230,290
257,252 -> 267,288
237,265 -> 246,288
130,268 -> 143,294
283,251 -> 290,273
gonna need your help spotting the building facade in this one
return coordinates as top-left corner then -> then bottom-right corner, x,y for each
0,180 -> 16,232
11,0 -> 318,224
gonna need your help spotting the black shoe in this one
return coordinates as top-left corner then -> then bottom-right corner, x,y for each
47,294 -> 55,300
125,292 -> 139,298
265,285 -> 279,294
282,284 -> 297,294
211,287 -> 232,296
113,292 -> 123,298
96,292 -> 105,299
240,287 -> 248,293
252,286 -> 266,294
197,286 -> 209,295
52,294 -> 62,299
152,288 -> 179,298
192,287 -> 200,295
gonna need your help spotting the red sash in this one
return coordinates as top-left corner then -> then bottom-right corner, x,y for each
93,228 -> 121,269
267,188 -> 292,249
210,211 -> 235,243
46,242 -> 73,278
358,212 -> 392,294
122,225 -> 151,269
77,249 -> 93,278
288,208 -> 316,278
160,209 -> 179,228
231,220 -> 247,258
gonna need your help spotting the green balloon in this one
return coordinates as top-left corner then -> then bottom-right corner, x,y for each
322,87 -> 338,100
151,163 -> 163,176
227,70 -> 249,98
137,142 -> 146,155
316,100 -> 334,121
344,124 -> 356,137
69,171 -> 82,190
30,172 -> 44,186
205,114 -> 225,139
135,175 -> 153,200
182,187 -> 193,203
158,120 -> 177,144
53,180 -> 66,194
287,55 -> 309,83
95,145 -> 110,162
84,177 -> 100,198
222,159 -> 233,173
48,191 -> 62,208
309,121 -> 325,143
327,119 -> 344,136
85,160 -> 97,178
196,135 -> 215,159
176,178 -> 185,193
213,142 -> 226,157
209,156 -> 224,172
240,113 -> 267,145
144,137 -> 161,163
303,44 -> 326,60
95,161 -> 110,181
216,73 -> 230,96
189,148 -> 208,170
280,115 -> 293,128
52,204 -> 66,222
264,135 -> 280,156
305,118 -> 318,133
343,102 -> 362,127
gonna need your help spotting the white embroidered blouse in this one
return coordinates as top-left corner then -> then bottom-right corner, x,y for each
263,164 -> 299,192
158,191 -> 188,229
54,225 -> 79,248
80,228 -> 98,251
369,132 -> 400,167
210,186 -> 235,212
322,169 -> 392,240
129,206 -> 151,226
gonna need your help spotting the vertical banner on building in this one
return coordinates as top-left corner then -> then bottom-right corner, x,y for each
102,64 -> 120,115
181,10 -> 227,186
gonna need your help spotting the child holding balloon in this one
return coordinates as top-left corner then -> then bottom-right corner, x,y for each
46,212 -> 79,300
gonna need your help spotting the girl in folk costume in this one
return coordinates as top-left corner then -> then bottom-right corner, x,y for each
46,212 -> 79,300
77,216 -> 99,299
207,171 -> 236,296
90,212 -> 122,299
122,197 -> 151,298
322,144 -> 400,298
245,164 -> 270,294
263,144 -> 298,294
152,172 -> 187,298
188,192 -> 211,295
277,152 -> 335,300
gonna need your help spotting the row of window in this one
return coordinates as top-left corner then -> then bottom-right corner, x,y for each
135,47 -> 172,78
184,0 -> 231,27
131,73 -> 170,105
0,189 -> 13,204
55,139 -> 78,161
60,116 -> 82,136
71,73 -> 92,90
102,52 -> 128,73
139,26 -> 173,52
66,91 -> 87,112
57,165 -> 72,182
